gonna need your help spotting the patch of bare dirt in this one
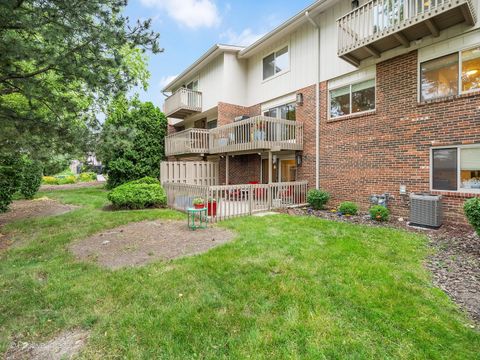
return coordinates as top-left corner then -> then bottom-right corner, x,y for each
5,329 -> 90,360
69,220 -> 236,269
40,181 -> 105,191
0,198 -> 78,227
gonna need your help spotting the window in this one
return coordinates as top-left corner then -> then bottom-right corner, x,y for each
421,54 -> 458,101
432,146 -> 480,192
207,119 -> 217,129
462,47 -> 480,93
263,46 -> 289,80
329,79 -> 375,118
420,45 -> 480,101
263,102 -> 296,120
186,79 -> 198,91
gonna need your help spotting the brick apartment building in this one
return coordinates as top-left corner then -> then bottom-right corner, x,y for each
162,0 -> 480,224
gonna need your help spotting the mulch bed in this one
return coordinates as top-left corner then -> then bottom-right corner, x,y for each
279,207 -> 480,327
0,198 -> 78,227
0,198 -> 78,252
40,181 -> 105,191
69,220 -> 236,270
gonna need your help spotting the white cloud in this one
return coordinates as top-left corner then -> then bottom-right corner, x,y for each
140,0 -> 220,29
220,28 -> 265,47
160,74 -> 178,89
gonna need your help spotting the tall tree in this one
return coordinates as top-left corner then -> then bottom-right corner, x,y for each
98,96 -> 167,189
0,0 -> 161,158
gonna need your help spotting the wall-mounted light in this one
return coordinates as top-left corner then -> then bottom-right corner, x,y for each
296,93 -> 304,106
296,154 -> 303,166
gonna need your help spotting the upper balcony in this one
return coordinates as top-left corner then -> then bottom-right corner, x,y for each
165,128 -> 209,157
337,0 -> 477,66
164,88 -> 202,119
209,116 -> 303,154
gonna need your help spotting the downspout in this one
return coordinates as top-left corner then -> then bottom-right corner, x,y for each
305,11 -> 321,190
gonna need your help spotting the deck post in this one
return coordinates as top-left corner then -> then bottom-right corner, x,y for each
268,151 -> 273,210
225,155 -> 229,185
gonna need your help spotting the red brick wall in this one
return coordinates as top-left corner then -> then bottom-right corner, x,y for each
295,84 -> 317,187
218,154 -> 261,185
319,50 -> 480,224
217,102 -> 261,126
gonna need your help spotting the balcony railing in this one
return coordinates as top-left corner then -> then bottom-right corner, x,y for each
165,128 -> 209,157
337,0 -> 477,65
209,116 -> 303,154
164,88 -> 202,119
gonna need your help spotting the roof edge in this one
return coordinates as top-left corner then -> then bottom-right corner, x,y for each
162,44 -> 245,92
238,0 -> 331,58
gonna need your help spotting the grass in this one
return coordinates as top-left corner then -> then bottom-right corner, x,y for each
0,187 -> 479,359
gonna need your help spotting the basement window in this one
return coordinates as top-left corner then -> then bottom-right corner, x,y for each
263,46 -> 289,80
431,145 -> 480,192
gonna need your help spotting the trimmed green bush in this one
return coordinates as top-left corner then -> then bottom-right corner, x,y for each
464,197 -> 480,236
108,179 -> 166,209
128,176 -> 160,185
78,172 -> 97,182
0,154 -> 23,212
370,205 -> 390,222
19,159 -> 43,199
307,189 -> 330,210
339,201 -> 359,216
56,176 -> 76,185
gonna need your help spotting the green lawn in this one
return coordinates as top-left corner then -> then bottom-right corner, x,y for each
0,187 -> 479,359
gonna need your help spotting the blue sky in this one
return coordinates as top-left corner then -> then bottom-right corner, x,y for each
124,0 -> 314,107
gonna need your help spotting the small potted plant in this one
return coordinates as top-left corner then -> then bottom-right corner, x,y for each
207,197 -> 217,216
193,197 -> 205,209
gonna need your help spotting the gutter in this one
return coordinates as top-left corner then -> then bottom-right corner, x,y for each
305,10 -> 321,190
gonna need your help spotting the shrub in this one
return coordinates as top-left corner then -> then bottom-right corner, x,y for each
56,176 -> 76,185
370,205 -> 390,222
19,159 -> 43,199
307,189 -> 330,210
464,197 -> 480,236
128,176 -> 160,185
42,176 -> 58,185
0,154 -> 23,212
339,201 -> 359,216
78,172 -> 97,182
108,180 -> 166,209
43,155 -> 71,176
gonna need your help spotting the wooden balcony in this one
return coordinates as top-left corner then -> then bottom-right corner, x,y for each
165,128 -> 209,157
164,88 -> 202,119
209,116 -> 303,154
337,0 -> 477,66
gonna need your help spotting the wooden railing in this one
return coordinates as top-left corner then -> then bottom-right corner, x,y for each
164,181 -> 308,222
165,128 -> 209,156
160,161 -> 218,186
337,0 -> 477,56
209,116 -> 303,154
164,88 -> 202,117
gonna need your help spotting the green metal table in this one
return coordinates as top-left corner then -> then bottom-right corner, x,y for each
187,207 -> 208,230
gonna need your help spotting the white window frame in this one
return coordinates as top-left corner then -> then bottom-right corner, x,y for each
262,102 -> 296,120
430,144 -> 480,194
328,77 -> 376,120
418,44 -> 480,102
185,78 -> 199,91
262,44 -> 290,82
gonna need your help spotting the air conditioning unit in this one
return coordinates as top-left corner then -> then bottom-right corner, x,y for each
409,193 -> 443,228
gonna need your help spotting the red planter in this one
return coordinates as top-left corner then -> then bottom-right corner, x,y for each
194,203 -> 205,209
207,201 -> 217,216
